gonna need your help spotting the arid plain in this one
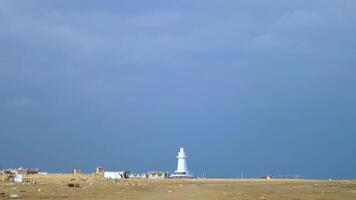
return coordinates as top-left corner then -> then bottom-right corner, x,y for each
1,174 -> 356,200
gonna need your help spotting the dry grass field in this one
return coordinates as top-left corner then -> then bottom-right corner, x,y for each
1,174 -> 355,200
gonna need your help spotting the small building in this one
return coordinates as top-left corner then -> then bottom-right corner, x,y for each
96,166 -> 104,175
14,174 -> 23,182
147,171 -> 168,179
10,168 -> 38,175
129,173 -> 148,179
104,171 -> 129,180
73,169 -> 81,175
1,170 -> 12,182
25,168 -> 39,175
138,173 -> 148,179
1,170 -> 22,182
259,175 -> 272,179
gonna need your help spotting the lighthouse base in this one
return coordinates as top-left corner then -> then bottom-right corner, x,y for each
169,172 -> 194,178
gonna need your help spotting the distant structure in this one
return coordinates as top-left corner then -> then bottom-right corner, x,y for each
1,170 -> 23,182
170,147 -> 193,178
16,167 -> 38,175
259,175 -> 272,179
104,171 -> 129,179
1,167 -> 38,175
128,173 -> 148,179
147,171 -> 168,179
73,169 -> 81,175
96,166 -> 104,175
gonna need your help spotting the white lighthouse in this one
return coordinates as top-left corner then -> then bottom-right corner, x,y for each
170,147 -> 193,178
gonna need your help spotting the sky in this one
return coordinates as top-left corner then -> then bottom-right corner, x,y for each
0,0 -> 355,179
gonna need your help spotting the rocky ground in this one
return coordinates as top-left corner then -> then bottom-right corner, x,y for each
0,174 -> 355,200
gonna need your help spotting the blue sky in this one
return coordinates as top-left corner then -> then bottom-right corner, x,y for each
0,0 -> 355,179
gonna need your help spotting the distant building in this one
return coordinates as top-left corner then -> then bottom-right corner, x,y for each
259,175 -> 272,179
147,171 -> 168,179
14,174 -> 23,182
96,166 -> 104,175
128,173 -> 147,179
23,168 -> 38,175
1,170 -> 22,182
104,171 -> 129,179
8,167 -> 38,175
1,170 -> 12,182
73,169 -> 81,174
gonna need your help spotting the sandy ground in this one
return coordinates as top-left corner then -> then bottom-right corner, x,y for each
1,174 -> 355,200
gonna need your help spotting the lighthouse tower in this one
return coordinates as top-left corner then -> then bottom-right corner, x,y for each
175,147 -> 188,174
170,147 -> 193,178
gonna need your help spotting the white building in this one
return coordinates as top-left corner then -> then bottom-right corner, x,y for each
147,171 -> 168,179
104,171 -> 127,179
14,174 -> 22,182
170,147 -> 193,178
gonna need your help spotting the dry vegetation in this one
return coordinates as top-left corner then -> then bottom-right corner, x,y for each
1,174 -> 356,200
